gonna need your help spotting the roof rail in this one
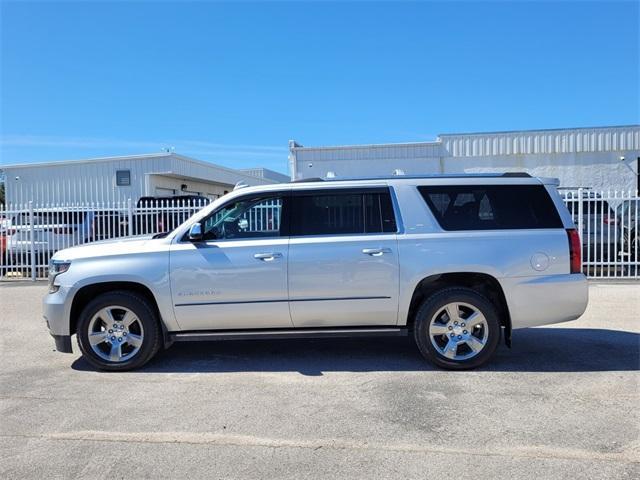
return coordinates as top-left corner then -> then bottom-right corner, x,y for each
291,177 -> 324,183
233,181 -> 250,190
501,172 -> 531,177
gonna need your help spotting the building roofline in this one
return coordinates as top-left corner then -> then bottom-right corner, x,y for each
437,124 -> 640,137
290,140 -> 442,151
0,152 -> 275,184
290,124 -> 640,151
1,152 -> 174,169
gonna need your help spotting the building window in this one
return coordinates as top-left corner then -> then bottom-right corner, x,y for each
116,170 -> 131,186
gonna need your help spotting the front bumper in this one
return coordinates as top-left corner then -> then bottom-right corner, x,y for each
51,334 -> 73,353
43,286 -> 74,352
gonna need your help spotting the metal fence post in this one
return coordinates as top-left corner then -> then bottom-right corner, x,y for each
576,187 -> 584,244
127,198 -> 134,237
29,201 -> 36,281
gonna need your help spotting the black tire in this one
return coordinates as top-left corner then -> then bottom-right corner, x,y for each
76,290 -> 161,371
413,287 -> 501,370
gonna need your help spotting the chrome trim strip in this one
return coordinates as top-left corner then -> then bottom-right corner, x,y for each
175,296 -> 391,307
170,327 -> 407,342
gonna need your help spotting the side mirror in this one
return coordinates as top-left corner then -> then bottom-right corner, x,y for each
188,223 -> 204,241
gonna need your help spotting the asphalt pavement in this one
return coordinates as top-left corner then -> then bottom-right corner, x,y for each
0,282 -> 638,479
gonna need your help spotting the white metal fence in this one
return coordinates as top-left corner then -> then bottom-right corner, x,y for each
0,198 -> 209,280
561,189 -> 638,279
1,191 -> 638,280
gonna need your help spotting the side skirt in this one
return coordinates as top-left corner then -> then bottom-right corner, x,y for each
169,327 -> 408,343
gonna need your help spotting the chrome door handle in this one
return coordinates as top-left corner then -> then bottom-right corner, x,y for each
362,248 -> 392,256
254,252 -> 282,261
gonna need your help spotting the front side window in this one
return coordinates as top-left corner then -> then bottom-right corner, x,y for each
418,184 -> 562,231
290,189 -> 397,236
202,196 -> 283,240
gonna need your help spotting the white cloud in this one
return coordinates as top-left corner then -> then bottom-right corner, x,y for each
0,134 -> 288,158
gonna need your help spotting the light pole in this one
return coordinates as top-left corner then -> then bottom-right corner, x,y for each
620,156 -> 640,193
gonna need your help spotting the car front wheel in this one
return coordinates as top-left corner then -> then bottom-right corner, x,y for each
76,291 -> 161,371
413,287 -> 501,370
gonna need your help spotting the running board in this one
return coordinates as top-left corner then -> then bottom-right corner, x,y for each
169,327 -> 407,342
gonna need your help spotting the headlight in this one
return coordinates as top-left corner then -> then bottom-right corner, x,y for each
48,260 -> 71,293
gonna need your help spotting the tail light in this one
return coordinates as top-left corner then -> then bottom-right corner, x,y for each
603,214 -> 616,225
567,228 -> 582,274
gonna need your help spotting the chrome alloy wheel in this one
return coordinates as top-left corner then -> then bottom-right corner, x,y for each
428,302 -> 489,361
87,306 -> 144,362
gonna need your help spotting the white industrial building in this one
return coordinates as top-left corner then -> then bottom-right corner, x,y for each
1,152 -> 281,205
289,125 -> 640,192
238,167 -> 290,183
3,125 -> 638,206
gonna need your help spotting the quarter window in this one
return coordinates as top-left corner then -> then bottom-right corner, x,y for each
418,185 -> 562,230
290,189 -> 397,236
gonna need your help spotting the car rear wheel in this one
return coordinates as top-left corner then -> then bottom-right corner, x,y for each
413,287 -> 501,370
76,291 -> 161,371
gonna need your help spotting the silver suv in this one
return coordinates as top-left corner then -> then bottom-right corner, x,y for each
44,174 -> 588,371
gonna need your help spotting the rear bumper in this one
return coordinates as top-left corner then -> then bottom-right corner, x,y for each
503,274 -> 589,329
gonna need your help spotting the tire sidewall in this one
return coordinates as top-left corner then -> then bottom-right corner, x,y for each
414,288 -> 501,370
77,291 -> 160,371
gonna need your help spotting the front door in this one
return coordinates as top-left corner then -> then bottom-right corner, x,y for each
170,192 -> 292,331
287,187 -> 400,327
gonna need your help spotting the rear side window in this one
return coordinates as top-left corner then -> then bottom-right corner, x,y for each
418,185 -> 562,231
290,189 -> 397,236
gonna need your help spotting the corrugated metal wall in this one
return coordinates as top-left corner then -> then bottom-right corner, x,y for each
441,126 -> 640,157
294,142 -> 443,162
290,125 -> 640,190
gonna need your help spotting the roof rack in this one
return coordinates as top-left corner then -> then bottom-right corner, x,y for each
501,172 -> 532,177
290,172 -> 533,182
291,177 -> 325,183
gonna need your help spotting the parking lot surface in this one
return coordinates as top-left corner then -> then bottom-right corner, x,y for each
0,282 -> 638,479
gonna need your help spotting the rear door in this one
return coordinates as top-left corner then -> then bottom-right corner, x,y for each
287,187 -> 400,327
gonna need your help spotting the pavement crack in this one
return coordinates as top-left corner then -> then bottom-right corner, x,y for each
1,431 -> 637,465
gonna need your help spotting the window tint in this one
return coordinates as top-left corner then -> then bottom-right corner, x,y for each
418,185 -> 562,231
290,189 -> 396,236
203,196 -> 283,240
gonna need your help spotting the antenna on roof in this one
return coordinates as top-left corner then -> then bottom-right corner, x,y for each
234,181 -> 249,191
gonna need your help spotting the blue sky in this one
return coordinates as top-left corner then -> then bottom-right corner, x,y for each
1,1 -> 638,174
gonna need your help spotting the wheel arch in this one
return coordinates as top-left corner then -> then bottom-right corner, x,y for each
405,272 -> 512,346
69,281 -> 171,348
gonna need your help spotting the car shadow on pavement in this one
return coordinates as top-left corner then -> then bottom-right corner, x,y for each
71,327 -> 640,375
